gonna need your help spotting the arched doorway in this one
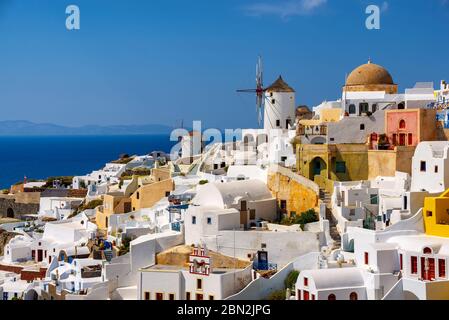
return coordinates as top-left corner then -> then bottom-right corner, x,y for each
24,289 -> 39,301
310,157 -> 327,180
350,292 -> 358,300
6,208 -> 14,218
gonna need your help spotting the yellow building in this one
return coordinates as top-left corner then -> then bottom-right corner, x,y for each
95,167 -> 174,230
296,143 -> 414,193
423,189 -> 449,237
130,178 -> 174,212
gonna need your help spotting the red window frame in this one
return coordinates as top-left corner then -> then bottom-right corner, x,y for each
439,259 -> 446,278
411,256 -> 418,274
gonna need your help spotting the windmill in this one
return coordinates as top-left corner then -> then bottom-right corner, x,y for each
237,56 -> 266,126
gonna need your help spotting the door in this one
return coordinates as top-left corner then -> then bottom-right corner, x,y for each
421,257 -> 436,281
196,294 -> 204,301
155,293 -> 163,300
37,249 -> 43,262
399,133 -> 406,146
303,291 -> 309,301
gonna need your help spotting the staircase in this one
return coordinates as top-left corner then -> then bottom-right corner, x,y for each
319,189 -> 341,250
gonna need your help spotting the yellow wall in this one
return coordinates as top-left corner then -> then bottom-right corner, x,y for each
296,144 -> 370,186
320,108 -> 342,122
423,190 -> 449,237
367,146 -> 414,180
131,179 -> 174,211
151,167 -> 171,182
267,171 -> 319,218
95,206 -> 110,230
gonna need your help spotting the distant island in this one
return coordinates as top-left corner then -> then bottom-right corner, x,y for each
0,120 -> 174,136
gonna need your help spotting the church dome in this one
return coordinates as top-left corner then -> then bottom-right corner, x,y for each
346,60 -> 394,86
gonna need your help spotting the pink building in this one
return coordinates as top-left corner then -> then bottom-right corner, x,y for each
385,109 -> 438,147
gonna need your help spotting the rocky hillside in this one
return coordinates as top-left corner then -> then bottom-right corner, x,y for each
0,228 -> 19,256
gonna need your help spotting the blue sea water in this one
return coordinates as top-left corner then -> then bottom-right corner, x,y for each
0,135 -> 176,189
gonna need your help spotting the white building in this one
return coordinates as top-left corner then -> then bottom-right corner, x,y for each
137,245 -> 252,300
411,141 -> 449,194
185,179 -> 277,244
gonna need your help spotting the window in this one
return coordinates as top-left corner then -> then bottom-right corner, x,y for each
276,120 -> 280,127
426,210 -> 433,217
136,192 -> 140,200
392,134 -> 398,145
168,294 -> 175,300
328,294 -> 336,301
336,161 -> 346,174
271,99 -> 275,104
399,119 -> 406,129
280,200 -> 287,211
250,209 -> 256,220
165,191 -> 170,197
192,216 -> 197,224
439,259 -> 446,278
297,290 -> 302,300
411,256 -> 418,274
197,279 -> 203,290
372,104 -> 378,113
370,194 -> 378,205
350,292 -> 358,300
400,254 -> 403,270
349,104 -> 356,114
359,103 -> 369,114
186,292 -> 191,300
207,217 -> 212,225
304,277 -> 308,287
423,247 -> 432,254
408,133 -> 413,146
364,252 -> 369,265
421,161 -> 427,172
209,295 -> 215,300
360,124 -> 365,130
196,294 -> 204,301
241,200 -> 247,211
435,165 -> 439,173
144,292 -> 150,300
404,196 -> 408,210
311,294 -> 315,300
155,293 -> 163,301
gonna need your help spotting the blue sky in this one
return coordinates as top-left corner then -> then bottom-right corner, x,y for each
0,0 -> 448,130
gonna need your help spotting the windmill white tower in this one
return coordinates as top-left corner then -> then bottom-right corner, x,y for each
237,56 -> 296,131
263,76 -> 296,131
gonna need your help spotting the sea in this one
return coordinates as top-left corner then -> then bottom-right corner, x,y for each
0,135 -> 176,189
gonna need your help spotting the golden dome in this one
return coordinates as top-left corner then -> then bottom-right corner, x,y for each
346,60 -> 394,86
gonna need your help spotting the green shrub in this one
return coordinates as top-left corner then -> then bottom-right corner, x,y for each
267,289 -> 286,300
293,209 -> 319,226
199,180 -> 209,185
284,270 -> 300,290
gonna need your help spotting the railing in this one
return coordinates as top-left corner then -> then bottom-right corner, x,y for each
253,261 -> 278,272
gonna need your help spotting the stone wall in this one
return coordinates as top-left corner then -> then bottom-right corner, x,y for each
0,195 -> 39,219
267,165 -> 319,218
